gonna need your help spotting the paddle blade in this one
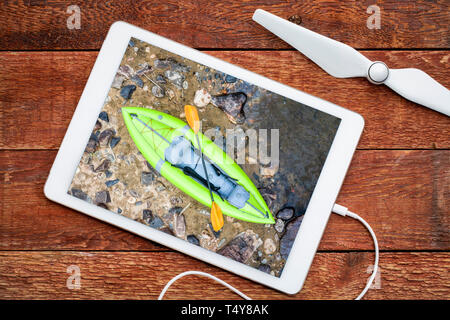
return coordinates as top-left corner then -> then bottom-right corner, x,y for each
184,105 -> 200,134
211,202 -> 224,232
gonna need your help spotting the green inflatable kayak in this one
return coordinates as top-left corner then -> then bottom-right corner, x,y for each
121,107 -> 274,225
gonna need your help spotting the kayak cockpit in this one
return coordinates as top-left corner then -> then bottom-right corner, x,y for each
165,135 -> 261,214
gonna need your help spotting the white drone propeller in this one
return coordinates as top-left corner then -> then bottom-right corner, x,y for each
252,9 -> 450,116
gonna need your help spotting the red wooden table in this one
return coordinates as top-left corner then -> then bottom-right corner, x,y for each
0,0 -> 449,299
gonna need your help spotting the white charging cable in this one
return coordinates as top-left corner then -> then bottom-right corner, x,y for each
158,204 -> 379,300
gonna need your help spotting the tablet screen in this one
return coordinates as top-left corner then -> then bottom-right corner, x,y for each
68,37 -> 341,277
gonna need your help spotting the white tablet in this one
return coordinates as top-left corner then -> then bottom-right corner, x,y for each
44,21 -> 364,295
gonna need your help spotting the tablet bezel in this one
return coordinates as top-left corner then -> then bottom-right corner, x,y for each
44,21 -> 364,295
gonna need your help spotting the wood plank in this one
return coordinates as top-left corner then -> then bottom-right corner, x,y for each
1,150 -> 448,251
0,1 -> 449,50
0,251 -> 448,299
0,51 -> 448,150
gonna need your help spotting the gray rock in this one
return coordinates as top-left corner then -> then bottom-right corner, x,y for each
110,136 -> 121,148
105,179 -> 120,187
99,129 -> 116,146
93,120 -> 102,132
174,213 -> 186,238
98,111 -> 109,122
95,190 -> 111,204
225,75 -> 237,83
85,135 -> 99,153
94,159 -> 111,172
277,207 -> 294,220
151,85 -> 165,98
164,70 -> 184,88
217,230 -> 262,264
280,216 -> 304,259
141,171 -> 155,185
187,235 -> 200,246
155,74 -> 166,84
131,75 -> 144,88
71,188 -> 88,200
117,65 -> 134,78
111,74 -> 125,89
143,209 -> 153,224
120,85 -> 136,100
149,216 -> 164,229
274,218 -> 285,233
154,58 -> 174,69
211,92 -> 247,124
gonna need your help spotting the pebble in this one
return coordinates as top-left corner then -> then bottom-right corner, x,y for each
105,179 -> 120,187
95,190 -> 111,204
117,65 -> 134,79
117,208 -> 122,214
131,75 -> 144,88
141,171 -> 155,186
111,75 -> 125,89
105,170 -> 112,178
193,88 -> 211,107
151,85 -> 165,98
120,85 -> 136,100
225,75 -> 237,83
143,209 -> 153,224
164,70 -> 184,88
109,136 -> 121,148
85,135 -> 99,153
211,92 -> 247,124
166,89 -> 175,100
99,129 -> 115,146
174,213 -> 186,238
93,120 -> 102,132
94,159 -> 111,172
187,235 -> 200,246
182,80 -> 188,90
98,111 -> 109,122
149,216 -> 164,229
263,238 -> 277,255
274,219 -> 285,233
277,207 -> 294,220
155,74 -> 166,84
71,188 -> 88,200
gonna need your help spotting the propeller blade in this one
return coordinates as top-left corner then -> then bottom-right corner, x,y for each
252,9 -> 372,78
385,69 -> 450,116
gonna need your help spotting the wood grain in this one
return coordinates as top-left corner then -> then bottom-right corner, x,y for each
0,251 -> 448,299
0,51 -> 449,150
0,1 -> 449,50
1,150 -> 448,251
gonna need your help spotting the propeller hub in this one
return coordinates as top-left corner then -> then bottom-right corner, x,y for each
368,61 -> 389,84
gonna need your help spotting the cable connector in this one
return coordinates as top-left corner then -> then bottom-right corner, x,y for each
332,203 -> 379,300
